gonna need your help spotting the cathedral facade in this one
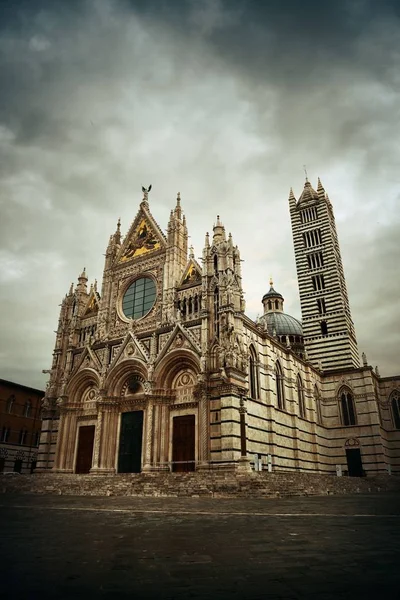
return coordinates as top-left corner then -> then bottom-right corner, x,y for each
37,181 -> 400,476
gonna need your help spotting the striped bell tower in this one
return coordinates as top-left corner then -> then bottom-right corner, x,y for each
289,178 -> 360,371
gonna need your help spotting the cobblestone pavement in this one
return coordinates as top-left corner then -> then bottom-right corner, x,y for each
1,494 -> 399,600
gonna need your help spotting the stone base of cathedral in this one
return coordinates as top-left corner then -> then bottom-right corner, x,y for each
2,471 -> 399,499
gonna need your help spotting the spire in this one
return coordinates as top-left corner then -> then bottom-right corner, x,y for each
317,177 -> 325,199
205,232 -> 210,247
94,279 -> 98,292
297,179 -> 319,204
68,282 -> 74,295
288,187 -> 296,201
189,244 -> 195,259
174,192 -> 182,220
213,215 -> 226,242
114,217 -> 121,244
76,267 -> 88,294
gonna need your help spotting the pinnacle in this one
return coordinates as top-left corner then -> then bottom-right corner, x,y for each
288,187 -> 296,201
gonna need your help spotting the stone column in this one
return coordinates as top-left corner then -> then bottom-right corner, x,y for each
96,404 -> 118,474
142,401 -> 154,471
52,412 -> 66,472
197,393 -> 210,469
56,411 -> 77,473
237,397 -> 251,471
159,404 -> 169,470
90,409 -> 103,473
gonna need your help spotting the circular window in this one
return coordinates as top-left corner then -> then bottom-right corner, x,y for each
122,277 -> 156,320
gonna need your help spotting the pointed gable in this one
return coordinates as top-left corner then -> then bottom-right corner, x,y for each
180,258 -> 202,288
154,323 -> 201,368
83,288 -> 100,316
72,345 -> 102,374
117,203 -> 166,264
108,330 -> 150,370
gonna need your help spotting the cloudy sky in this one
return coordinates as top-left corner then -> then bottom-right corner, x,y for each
0,0 -> 399,389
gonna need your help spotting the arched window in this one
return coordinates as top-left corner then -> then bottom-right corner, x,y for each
214,287 -> 220,336
6,396 -> 15,414
275,361 -> 285,410
24,400 -> 32,418
275,300 -> 279,310
214,254 -> 218,274
340,388 -> 356,426
249,346 -> 259,399
268,301 -> 272,310
314,384 -> 322,424
390,390 -> 400,429
297,374 -> 305,418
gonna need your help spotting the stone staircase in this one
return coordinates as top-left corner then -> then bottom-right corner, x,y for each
1,470 -> 400,498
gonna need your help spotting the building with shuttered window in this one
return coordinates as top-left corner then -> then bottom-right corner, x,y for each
0,379 -> 43,473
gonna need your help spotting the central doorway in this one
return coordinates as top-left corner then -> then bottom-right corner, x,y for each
75,425 -> 95,474
172,414 -> 195,472
346,448 -> 364,477
118,411 -> 144,473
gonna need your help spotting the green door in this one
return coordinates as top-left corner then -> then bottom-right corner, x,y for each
118,411 -> 144,473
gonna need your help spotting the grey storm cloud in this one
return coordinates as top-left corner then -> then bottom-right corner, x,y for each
0,0 -> 399,388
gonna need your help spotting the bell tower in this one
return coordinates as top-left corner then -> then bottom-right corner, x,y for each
289,178 -> 360,371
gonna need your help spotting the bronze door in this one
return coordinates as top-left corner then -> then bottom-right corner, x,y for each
75,425 -> 95,474
172,415 -> 195,472
118,411 -> 144,473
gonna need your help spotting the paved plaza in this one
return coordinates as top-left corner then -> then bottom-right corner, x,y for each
1,494 -> 399,599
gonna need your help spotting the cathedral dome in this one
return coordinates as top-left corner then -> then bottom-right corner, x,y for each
259,311 -> 303,337
262,285 -> 283,302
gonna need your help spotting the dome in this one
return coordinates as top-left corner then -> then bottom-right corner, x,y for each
262,285 -> 283,302
259,311 -> 303,337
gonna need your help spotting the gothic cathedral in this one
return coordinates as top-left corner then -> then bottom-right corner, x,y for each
38,181 -> 400,476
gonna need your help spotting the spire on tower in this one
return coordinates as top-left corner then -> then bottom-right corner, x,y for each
114,217 -> 121,244
317,177 -> 325,199
288,187 -> 296,201
213,215 -> 226,242
174,192 -> 182,220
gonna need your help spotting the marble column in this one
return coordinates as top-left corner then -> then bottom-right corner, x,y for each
142,402 -> 154,471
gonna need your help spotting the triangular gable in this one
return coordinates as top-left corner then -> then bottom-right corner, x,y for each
108,330 -> 150,370
154,323 -> 201,368
72,345 -> 102,374
83,289 -> 100,317
116,204 -> 166,264
180,258 -> 202,287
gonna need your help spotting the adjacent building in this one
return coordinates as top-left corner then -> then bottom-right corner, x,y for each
37,181 -> 400,477
0,379 -> 43,473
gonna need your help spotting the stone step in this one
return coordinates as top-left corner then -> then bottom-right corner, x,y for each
1,470 -> 400,498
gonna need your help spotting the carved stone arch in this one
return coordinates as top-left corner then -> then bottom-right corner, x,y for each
121,373 -> 147,396
105,358 -> 148,397
66,368 -> 100,403
209,341 -> 220,371
344,437 -> 360,447
335,379 -> 353,397
154,348 -> 200,389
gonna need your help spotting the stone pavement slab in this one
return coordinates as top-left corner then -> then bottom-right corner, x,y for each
0,494 -> 399,599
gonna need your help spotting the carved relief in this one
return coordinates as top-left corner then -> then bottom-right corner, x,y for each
120,219 -> 161,261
